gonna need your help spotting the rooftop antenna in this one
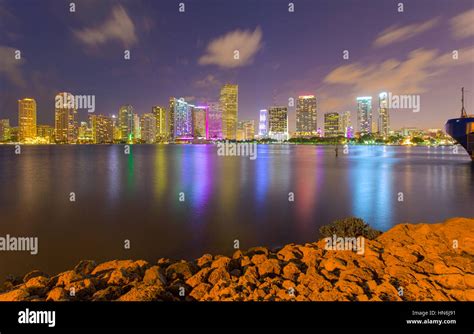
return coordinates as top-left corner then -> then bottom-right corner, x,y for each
461,87 -> 467,118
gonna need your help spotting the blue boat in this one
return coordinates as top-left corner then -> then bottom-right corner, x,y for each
445,88 -> 474,160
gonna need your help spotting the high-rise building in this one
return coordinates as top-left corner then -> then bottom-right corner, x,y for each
18,98 -> 37,142
90,115 -> 113,144
268,106 -> 288,141
140,113 -> 157,144
119,105 -> 134,142
258,109 -> 268,137
37,125 -> 54,143
152,106 -> 166,141
133,113 -> 141,141
192,106 -> 208,140
78,121 -> 92,143
237,120 -> 255,141
357,96 -> 372,133
220,84 -> 238,140
339,111 -> 351,138
168,98 -> 175,139
296,95 -> 317,137
324,112 -> 340,137
208,102 -> 222,140
378,92 -> 390,137
171,98 -> 193,140
0,119 -> 11,142
55,92 -> 78,144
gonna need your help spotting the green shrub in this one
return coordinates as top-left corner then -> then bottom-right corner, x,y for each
319,217 -> 382,240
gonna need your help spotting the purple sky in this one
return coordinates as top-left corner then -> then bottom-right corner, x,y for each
1,0 -> 473,131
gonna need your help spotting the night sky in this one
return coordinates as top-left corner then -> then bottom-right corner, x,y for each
1,0 -> 473,131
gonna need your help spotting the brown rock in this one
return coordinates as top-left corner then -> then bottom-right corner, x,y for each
23,270 -> 49,283
165,261 -> 196,281
186,267 -> 213,288
67,278 -> 96,298
211,256 -> 231,269
196,254 -> 213,268
190,283 -> 212,300
91,260 -> 148,276
91,286 -> 123,301
282,262 -> 301,281
0,288 -> 29,301
74,260 -> 96,275
46,287 -> 68,301
208,267 -> 231,285
107,268 -> 141,286
118,284 -> 164,301
143,266 -> 167,286
245,246 -> 269,257
251,254 -> 267,265
25,276 -> 49,295
56,270 -> 83,287
322,257 -> 347,272
257,259 -> 281,277
277,244 -> 303,261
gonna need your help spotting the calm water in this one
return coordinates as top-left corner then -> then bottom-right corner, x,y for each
0,144 -> 473,279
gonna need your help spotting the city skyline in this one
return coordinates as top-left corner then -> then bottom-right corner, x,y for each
1,0 -> 473,132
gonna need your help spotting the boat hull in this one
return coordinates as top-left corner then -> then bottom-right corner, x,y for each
445,117 -> 474,160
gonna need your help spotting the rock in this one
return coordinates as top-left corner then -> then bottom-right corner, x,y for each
46,287 -> 68,301
74,260 -> 96,275
239,266 -> 259,286
0,288 -> 29,301
118,284 -> 164,301
322,257 -> 347,272
232,250 -> 244,259
196,254 -> 213,268
208,267 -> 231,285
211,257 -> 231,269
143,266 -> 167,286
67,278 -> 96,299
190,283 -> 212,300
245,246 -> 269,257
25,276 -> 49,295
257,259 -> 281,277
282,262 -> 301,281
277,244 -> 303,261
298,245 -> 322,267
91,286 -> 123,301
230,269 -> 241,277
91,260 -> 148,276
56,270 -> 83,287
23,270 -> 49,283
107,268 -> 141,286
165,262 -> 196,281
251,254 -> 268,265
186,267 -> 213,288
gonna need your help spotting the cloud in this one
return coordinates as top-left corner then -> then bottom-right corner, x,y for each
194,74 -> 220,88
373,18 -> 439,48
0,46 -> 25,87
198,27 -> 262,68
451,9 -> 474,39
73,5 -> 137,48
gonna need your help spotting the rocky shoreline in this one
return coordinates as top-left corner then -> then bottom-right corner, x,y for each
1,217 -> 473,301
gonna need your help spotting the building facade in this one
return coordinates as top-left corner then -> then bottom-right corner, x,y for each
258,109 -> 268,137
18,98 -> 37,143
192,106 -> 208,140
295,95 -> 317,137
268,106 -> 288,141
357,96 -> 372,134
55,93 -> 78,144
152,106 -> 167,141
220,84 -> 238,140
378,92 -> 390,137
0,119 -> 11,142
119,104 -> 134,142
207,102 -> 222,140
324,112 -> 340,137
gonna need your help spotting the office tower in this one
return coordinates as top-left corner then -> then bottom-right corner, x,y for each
258,109 -> 268,137
168,97 -> 175,140
238,120 -> 255,140
207,102 -> 222,140
18,98 -> 37,142
378,92 -> 390,137
172,98 -> 193,139
55,92 -> 78,144
140,113 -> 157,144
268,106 -> 288,141
357,96 -> 372,133
90,115 -> 113,144
0,119 -> 11,141
37,125 -> 54,143
296,95 -> 317,137
339,111 -> 351,138
118,104 -> 134,142
152,106 -> 166,141
133,113 -> 141,141
220,84 -> 238,140
192,106 -> 208,140
111,115 -> 121,142
78,122 -> 91,143
371,120 -> 378,134
324,112 -> 340,137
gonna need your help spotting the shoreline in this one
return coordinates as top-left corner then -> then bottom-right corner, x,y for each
0,217 -> 473,301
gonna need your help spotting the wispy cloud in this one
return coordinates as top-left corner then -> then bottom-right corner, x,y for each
73,5 -> 137,48
198,27 -> 262,68
451,9 -> 474,39
373,18 -> 439,48
194,74 -> 220,88
0,46 -> 25,87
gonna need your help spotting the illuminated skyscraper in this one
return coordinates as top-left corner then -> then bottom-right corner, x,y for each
220,84 -> 238,140
378,92 -> 390,137
237,120 -> 255,140
268,106 -> 288,141
208,102 -> 222,140
357,96 -> 372,133
171,98 -> 193,140
140,113 -> 157,144
119,105 -> 134,142
192,106 -> 208,140
168,98 -> 175,139
55,93 -> 78,144
37,125 -> 54,143
0,119 -> 11,142
133,113 -> 141,141
324,112 -> 340,137
296,95 -> 317,137
18,98 -> 37,143
90,115 -> 113,144
339,111 -> 351,138
152,106 -> 166,141
258,109 -> 268,137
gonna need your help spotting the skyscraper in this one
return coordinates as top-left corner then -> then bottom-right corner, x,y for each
118,105 -> 134,142
268,106 -> 288,141
152,106 -> 166,141
258,109 -> 268,137
90,115 -> 113,144
324,112 -> 340,137
18,98 -> 37,143
133,113 -> 141,141
339,111 -> 351,138
168,98 -> 175,140
378,92 -> 390,137
207,102 -> 222,140
172,98 -> 193,140
220,84 -> 238,140
296,95 -> 317,137
37,125 -> 54,143
0,119 -> 11,142
55,93 -> 77,144
238,120 -> 255,140
357,96 -> 372,133
192,106 -> 208,140
140,113 -> 157,144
